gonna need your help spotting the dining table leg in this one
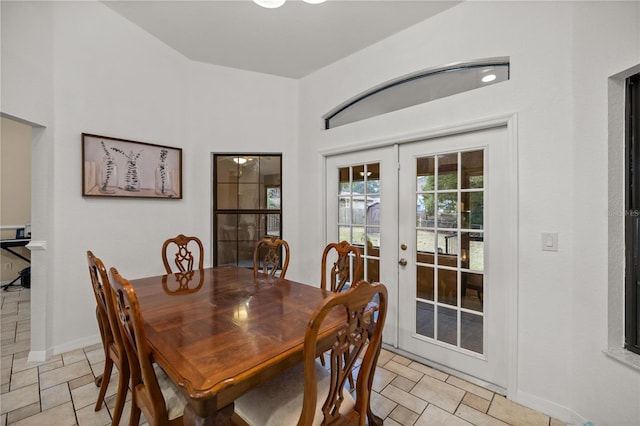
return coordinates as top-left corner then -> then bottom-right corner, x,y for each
183,399 -> 235,426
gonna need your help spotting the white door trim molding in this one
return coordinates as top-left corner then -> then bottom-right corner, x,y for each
319,114 -> 517,157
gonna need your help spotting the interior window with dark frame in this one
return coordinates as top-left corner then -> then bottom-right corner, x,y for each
213,154 -> 282,268
626,72 -> 640,355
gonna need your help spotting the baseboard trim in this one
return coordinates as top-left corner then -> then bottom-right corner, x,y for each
28,334 -> 102,362
514,389 -> 585,425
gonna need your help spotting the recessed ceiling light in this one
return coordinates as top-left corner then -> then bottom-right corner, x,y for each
252,0 -> 286,8
481,74 -> 497,83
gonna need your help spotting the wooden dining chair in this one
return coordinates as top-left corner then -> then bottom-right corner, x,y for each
161,234 -> 204,273
234,280 -> 388,426
253,236 -> 290,278
110,267 -> 187,426
321,240 -> 362,293
86,251 -> 129,426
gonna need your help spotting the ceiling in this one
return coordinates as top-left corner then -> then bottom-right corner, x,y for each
102,0 -> 461,79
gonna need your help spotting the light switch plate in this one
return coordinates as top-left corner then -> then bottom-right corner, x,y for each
541,232 -> 558,252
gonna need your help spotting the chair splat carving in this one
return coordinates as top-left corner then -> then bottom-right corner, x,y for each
162,234 -> 204,273
321,241 -> 362,295
253,236 -> 290,278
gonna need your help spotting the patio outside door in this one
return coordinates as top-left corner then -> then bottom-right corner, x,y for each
325,126 -> 513,389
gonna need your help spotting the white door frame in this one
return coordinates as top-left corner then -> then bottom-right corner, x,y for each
320,114 -> 519,397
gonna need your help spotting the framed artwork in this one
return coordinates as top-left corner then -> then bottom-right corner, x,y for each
82,133 -> 182,199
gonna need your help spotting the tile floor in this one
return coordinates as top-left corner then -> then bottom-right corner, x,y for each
1,287 -> 565,426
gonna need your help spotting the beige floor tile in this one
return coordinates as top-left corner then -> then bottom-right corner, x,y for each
385,360 -> 425,382
75,402 -> 112,426
37,357 -> 63,374
70,374 -> 97,391
10,401 -> 76,426
389,404 -> 421,425
1,412 -> 6,425
408,361 -> 449,382
487,395 -> 550,426
14,330 -> 30,343
381,384 -> 429,414
412,375 -> 466,414
391,354 -> 413,367
16,320 -> 30,334
0,319 -> 18,340
84,348 -> 105,366
462,392 -> 491,413
1,359 -> 12,386
90,361 -> 106,381
372,366 -> 396,392
11,356 -> 41,374
1,339 -> 30,356
550,417 -> 567,426
446,375 -> 495,401
377,349 -> 395,366
1,302 -> 18,315
455,404 -> 510,426
84,343 -> 102,353
369,390 -> 397,420
41,382 -> 72,411
370,392 -> 398,419
415,404 -> 473,426
10,366 -> 38,390
0,382 -> 39,415
72,381 -> 104,410
39,360 -> 92,390
391,375 -> 417,392
6,401 -> 41,424
62,349 -> 87,366
382,417 -> 403,426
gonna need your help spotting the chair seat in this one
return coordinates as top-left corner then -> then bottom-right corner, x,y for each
154,363 -> 188,421
235,361 -> 355,426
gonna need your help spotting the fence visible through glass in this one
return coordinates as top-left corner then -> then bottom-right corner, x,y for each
337,163 -> 380,285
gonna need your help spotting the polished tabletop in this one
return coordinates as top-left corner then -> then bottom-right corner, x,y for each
129,265 -> 344,422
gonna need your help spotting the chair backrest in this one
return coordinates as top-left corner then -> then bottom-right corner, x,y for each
299,280 -> 387,425
161,234 -> 204,273
110,267 -> 169,424
253,236 -> 290,278
87,251 -> 125,353
320,241 -> 362,292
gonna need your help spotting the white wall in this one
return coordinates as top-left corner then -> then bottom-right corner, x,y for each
1,0 -> 297,356
296,1 -> 639,424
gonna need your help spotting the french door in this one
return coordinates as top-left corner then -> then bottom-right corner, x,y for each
325,126 -> 513,389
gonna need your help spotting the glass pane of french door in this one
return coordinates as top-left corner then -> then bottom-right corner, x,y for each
415,149 -> 485,354
337,163 -> 381,284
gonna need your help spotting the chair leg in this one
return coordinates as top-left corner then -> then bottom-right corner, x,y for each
110,364 -> 129,426
129,400 -> 141,426
94,357 -> 113,411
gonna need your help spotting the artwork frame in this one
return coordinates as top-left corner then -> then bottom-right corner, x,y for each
82,133 -> 182,199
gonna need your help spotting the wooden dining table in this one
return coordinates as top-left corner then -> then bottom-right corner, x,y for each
128,265 -> 347,425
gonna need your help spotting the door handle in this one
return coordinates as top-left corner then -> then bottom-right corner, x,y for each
398,258 -> 407,266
